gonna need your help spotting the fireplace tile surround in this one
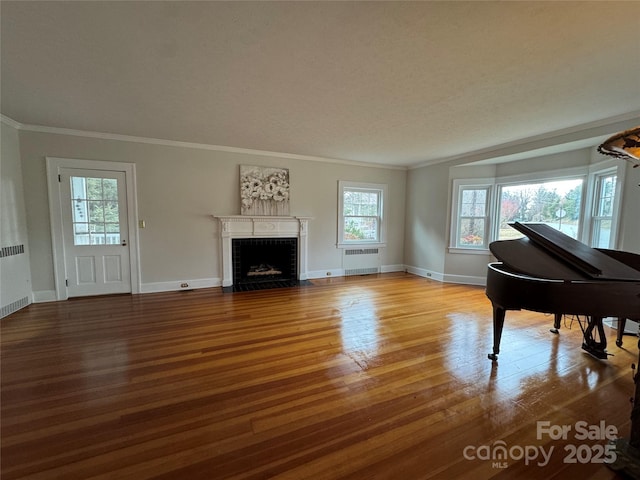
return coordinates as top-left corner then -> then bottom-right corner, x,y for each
214,216 -> 310,290
232,237 -> 298,291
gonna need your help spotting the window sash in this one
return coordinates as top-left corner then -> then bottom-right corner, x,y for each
343,215 -> 379,242
587,168 -> 619,248
452,185 -> 491,249
496,178 -> 584,241
343,188 -> 381,242
338,182 -> 386,246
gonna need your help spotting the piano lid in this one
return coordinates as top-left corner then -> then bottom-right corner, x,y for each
490,222 -> 640,282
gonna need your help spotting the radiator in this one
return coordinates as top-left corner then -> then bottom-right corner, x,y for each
1,297 -> 29,319
0,244 -> 25,258
343,248 -> 380,276
1,244 -> 30,319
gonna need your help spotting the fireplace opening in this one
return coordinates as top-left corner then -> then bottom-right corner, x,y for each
231,237 -> 298,292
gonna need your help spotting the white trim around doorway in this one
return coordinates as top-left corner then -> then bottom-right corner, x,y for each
46,157 -> 141,300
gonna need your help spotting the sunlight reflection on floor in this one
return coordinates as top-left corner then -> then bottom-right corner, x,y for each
337,288 -> 380,364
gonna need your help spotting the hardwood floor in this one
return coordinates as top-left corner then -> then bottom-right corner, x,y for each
1,273 -> 633,479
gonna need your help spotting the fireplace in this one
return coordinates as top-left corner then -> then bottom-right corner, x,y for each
232,237 -> 298,291
214,215 -> 311,292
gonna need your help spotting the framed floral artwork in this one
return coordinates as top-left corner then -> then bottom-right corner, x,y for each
240,165 -> 290,216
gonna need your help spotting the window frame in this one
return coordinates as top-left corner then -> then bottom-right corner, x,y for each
583,160 -> 625,249
449,160 -> 626,255
338,181 -> 387,248
449,178 -> 494,254
493,173 -> 587,242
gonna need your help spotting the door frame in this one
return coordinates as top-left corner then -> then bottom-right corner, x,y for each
46,157 -> 141,300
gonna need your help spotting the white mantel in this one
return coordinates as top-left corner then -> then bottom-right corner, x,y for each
214,215 -> 310,288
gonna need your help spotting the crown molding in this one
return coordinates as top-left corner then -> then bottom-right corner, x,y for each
409,111 -> 640,170
15,122 -> 407,171
7,111 -> 638,171
0,114 -> 23,129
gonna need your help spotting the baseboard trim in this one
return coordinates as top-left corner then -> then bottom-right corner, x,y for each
32,290 -> 57,303
140,278 -> 221,294
32,269 -> 485,301
405,266 -> 445,282
307,269 -> 344,280
443,273 -> 486,286
381,264 -> 405,273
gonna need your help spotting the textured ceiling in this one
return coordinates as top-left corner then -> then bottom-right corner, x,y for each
1,1 -> 639,167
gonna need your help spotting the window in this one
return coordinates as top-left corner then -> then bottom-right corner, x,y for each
450,160 -> 625,254
585,163 -> 624,249
455,186 -> 491,249
338,181 -> 387,246
449,178 -> 494,253
590,173 -> 616,248
496,178 -> 584,240
70,176 -> 121,245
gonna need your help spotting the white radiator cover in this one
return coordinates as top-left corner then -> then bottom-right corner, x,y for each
343,248 -> 381,276
1,243 -> 31,318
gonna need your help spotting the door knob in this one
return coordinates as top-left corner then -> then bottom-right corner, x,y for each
122,239 -> 127,246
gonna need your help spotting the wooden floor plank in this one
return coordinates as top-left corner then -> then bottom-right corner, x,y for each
1,273 -> 633,479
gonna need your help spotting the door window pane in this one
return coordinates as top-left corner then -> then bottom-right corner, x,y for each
70,176 -> 121,245
72,199 -> 88,223
88,201 -> 105,223
102,178 -> 118,200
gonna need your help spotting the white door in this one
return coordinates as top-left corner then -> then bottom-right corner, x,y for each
59,168 -> 132,297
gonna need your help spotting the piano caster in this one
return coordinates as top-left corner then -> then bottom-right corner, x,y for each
616,318 -> 628,348
488,353 -> 498,361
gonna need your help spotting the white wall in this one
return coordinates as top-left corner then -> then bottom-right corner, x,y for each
17,130 -> 407,299
1,120 -> 32,316
403,161 -> 449,280
619,161 -> 640,254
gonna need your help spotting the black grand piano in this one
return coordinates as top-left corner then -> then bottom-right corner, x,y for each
486,222 -> 640,360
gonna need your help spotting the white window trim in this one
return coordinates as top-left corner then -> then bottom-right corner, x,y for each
449,162 -> 627,255
46,157 -> 141,300
583,159 -> 625,248
448,178 -> 494,254
450,168 -> 589,254
338,180 -> 387,248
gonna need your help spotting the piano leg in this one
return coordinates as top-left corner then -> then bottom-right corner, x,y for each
581,316 -> 609,359
488,304 -> 505,361
616,318 -> 627,347
550,313 -> 562,334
